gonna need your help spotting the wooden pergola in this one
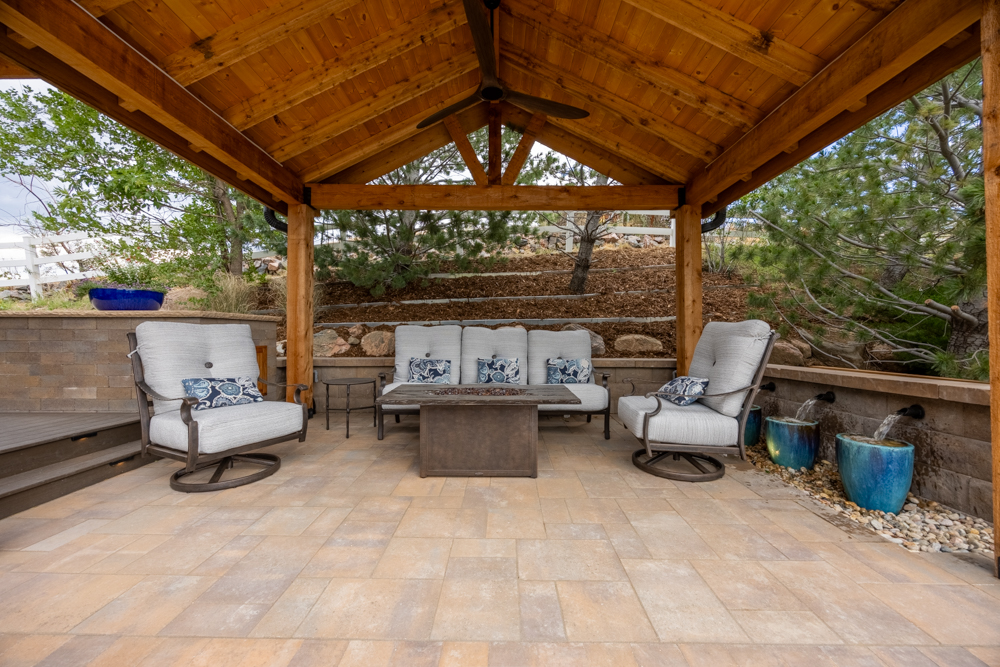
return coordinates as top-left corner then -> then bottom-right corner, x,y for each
0,0 -> 997,568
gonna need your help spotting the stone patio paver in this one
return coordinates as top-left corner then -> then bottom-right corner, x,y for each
0,414 -> 997,666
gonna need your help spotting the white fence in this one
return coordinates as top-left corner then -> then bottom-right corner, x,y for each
0,232 -> 102,298
536,224 -> 674,252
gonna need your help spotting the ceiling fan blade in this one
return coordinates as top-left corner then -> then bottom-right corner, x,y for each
415,91 -> 483,129
505,91 -> 589,120
463,0 -> 501,92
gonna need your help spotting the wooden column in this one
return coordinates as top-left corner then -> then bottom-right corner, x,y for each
674,204 -> 703,375
982,0 -> 1000,576
285,204 -> 316,404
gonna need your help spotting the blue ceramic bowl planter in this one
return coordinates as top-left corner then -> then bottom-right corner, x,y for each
835,434 -> 914,514
765,417 -> 819,470
89,288 -> 164,311
743,406 -> 762,447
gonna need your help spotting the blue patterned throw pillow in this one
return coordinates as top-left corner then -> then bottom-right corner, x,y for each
657,376 -> 710,406
478,357 -> 519,384
181,377 -> 264,411
409,357 -> 451,383
546,358 -> 592,384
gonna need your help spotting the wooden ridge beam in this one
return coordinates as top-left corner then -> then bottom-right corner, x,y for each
704,22 -> 983,217
163,0 -> 358,87
622,0 -> 825,86
686,0 -> 982,208
0,0 -> 303,204
267,54 -> 478,161
306,184 -> 681,211
222,2 -> 467,130
503,45 -> 720,162
502,113 -> 546,186
444,114 -> 488,186
504,1 -> 760,131
0,28 -> 288,213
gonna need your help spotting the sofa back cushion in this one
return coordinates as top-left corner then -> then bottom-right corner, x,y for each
461,327 -> 528,384
689,320 -> 772,417
527,330 -> 592,385
136,322 -> 261,415
393,325 -> 462,384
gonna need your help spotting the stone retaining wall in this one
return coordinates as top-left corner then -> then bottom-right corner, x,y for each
0,311 -> 279,412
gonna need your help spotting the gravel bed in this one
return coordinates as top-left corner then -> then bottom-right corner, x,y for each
746,442 -> 995,558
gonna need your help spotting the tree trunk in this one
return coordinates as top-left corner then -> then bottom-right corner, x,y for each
946,291 -> 989,356
213,178 -> 243,275
568,174 -> 608,294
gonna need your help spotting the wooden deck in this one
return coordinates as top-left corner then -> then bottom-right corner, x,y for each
0,412 -> 139,455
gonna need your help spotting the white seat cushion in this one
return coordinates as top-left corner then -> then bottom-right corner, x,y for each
379,381 -> 420,411
150,401 -> 304,454
618,396 -> 738,447
527,329 -> 593,385
538,383 -> 608,412
460,326 -> 528,384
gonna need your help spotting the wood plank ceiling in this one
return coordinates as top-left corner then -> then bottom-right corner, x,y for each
0,0 -> 983,213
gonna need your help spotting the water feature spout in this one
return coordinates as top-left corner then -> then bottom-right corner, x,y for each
896,405 -> 925,420
759,382 -> 776,392
873,404 -> 924,441
794,391 -> 836,422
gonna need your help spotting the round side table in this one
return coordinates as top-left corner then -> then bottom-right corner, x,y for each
322,377 -> 376,438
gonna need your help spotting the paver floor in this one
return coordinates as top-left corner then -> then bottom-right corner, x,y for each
1,414 -> 999,666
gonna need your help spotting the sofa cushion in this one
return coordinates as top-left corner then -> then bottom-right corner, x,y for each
618,395 -> 738,447
546,358 -> 592,384
393,325 -> 462,385
528,330 -> 592,385
181,377 -> 264,411
688,320 -> 772,417
461,327 -> 528,384
657,376 -> 710,407
408,358 -> 451,383
538,383 -> 608,412
478,358 -> 520,384
150,401 -> 303,454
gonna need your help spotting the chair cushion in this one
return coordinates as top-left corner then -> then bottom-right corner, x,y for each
528,330 -> 592,385
181,377 -> 264,411
657,376 -> 710,406
149,401 -> 304,454
618,395 -> 738,447
393,325 -> 462,385
461,327 -> 528,384
546,358 -> 592,384
689,320 -> 773,417
538,383 -> 608,412
408,358 -> 451,383
136,322 -> 262,415
379,382 -> 420,411
478,358 -> 520,384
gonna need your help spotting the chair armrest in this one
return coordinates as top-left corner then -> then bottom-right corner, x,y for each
643,383 -> 756,400
136,381 -> 198,425
600,372 -> 610,390
257,378 -> 309,405
378,372 -> 388,396
621,377 -> 638,396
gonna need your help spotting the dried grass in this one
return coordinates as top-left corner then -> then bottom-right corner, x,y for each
206,271 -> 258,314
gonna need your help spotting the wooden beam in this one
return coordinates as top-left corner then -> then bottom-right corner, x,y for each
162,0 -> 357,87
444,113 -> 488,186
266,55 -> 478,161
0,52 -> 30,77
981,0 -> 1000,575
504,1 -> 760,131
686,0 -> 981,207
78,0 -> 133,17
488,104 -> 502,185
0,27 -> 288,213
502,113 -> 546,186
674,204 -> 702,376
622,0 -> 825,86
703,21 -> 983,217
306,184 -> 682,211
0,0 -> 303,204
221,2 -> 467,130
285,204 -> 315,405
503,46 -> 720,162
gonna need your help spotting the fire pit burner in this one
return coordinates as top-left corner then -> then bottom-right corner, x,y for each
430,387 -> 528,396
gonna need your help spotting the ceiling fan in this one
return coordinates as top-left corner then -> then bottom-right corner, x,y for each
415,0 -> 589,129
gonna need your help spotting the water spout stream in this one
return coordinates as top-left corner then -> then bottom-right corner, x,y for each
873,413 -> 902,441
794,398 -> 818,422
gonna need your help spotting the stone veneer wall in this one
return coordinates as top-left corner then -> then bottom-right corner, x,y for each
760,365 -> 991,521
0,311 -> 280,412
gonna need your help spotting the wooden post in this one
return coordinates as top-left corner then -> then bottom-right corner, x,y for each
982,0 -> 1000,576
286,204 -> 316,404
675,204 -> 703,375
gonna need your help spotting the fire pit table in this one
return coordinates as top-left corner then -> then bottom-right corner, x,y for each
376,384 -> 580,478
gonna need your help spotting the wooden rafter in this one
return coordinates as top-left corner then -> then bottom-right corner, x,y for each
267,54 -> 478,162
622,0 -> 826,86
686,0 -> 982,207
0,51 -> 29,77
444,114 -> 488,186
504,1 -> 760,131
502,113 -> 546,186
78,0 -> 132,17
0,0 -> 303,204
306,184 -> 681,211
222,2 -> 468,130
503,46 -> 720,162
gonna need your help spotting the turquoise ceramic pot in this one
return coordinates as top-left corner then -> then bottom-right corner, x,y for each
743,406 -> 762,446
765,416 -> 818,470
836,434 -> 914,514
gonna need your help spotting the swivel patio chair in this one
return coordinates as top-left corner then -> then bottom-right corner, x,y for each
619,320 -> 778,482
127,321 -> 309,492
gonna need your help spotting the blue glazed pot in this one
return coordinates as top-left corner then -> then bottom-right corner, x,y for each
765,416 -> 819,470
89,288 -> 164,311
836,434 -> 914,514
743,406 -> 762,446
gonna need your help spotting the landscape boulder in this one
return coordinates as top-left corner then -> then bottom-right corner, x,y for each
276,340 -> 286,356
614,334 -> 663,353
314,330 -> 350,356
348,337 -> 360,345
768,339 -> 805,366
789,338 -> 811,358
562,324 -> 605,356
348,324 -> 366,338
361,330 -> 395,356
